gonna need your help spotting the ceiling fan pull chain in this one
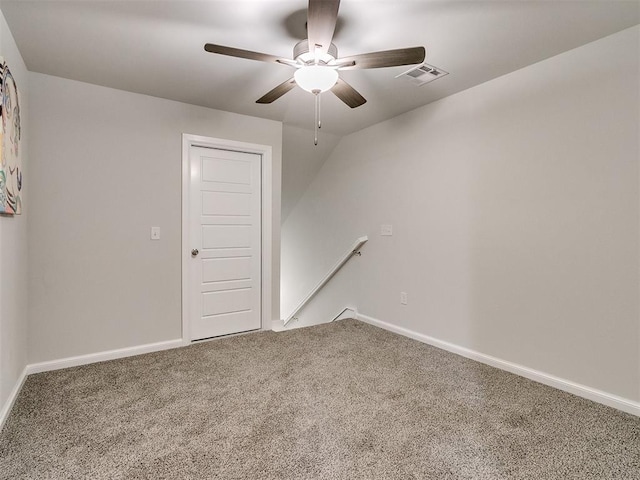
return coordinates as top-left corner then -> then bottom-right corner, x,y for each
314,90 -> 320,146
318,92 -> 322,129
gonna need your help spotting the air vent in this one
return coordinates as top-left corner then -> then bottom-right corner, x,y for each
396,63 -> 449,86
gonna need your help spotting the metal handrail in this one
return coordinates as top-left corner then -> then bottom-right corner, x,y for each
283,236 -> 368,326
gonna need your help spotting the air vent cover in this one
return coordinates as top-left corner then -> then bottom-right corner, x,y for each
396,63 -> 449,86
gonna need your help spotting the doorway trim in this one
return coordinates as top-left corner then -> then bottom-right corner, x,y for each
181,134 -> 273,345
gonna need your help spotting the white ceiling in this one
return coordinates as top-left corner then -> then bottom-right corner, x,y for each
1,1 -> 638,135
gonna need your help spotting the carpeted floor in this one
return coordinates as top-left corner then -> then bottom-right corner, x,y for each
0,319 -> 638,479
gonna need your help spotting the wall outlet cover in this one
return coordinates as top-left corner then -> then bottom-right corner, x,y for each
381,224 -> 393,236
151,227 -> 161,240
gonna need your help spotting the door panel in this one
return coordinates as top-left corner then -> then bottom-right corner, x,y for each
202,157 -> 252,184
202,257 -> 252,283
203,288 -> 252,316
202,191 -> 252,216
190,146 -> 261,340
202,225 -> 252,249
190,310 -> 259,342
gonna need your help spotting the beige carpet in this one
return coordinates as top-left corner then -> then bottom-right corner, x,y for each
1,319 -> 638,479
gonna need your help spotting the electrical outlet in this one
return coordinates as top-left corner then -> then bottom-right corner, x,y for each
400,292 -> 408,305
381,224 -> 393,236
151,227 -> 161,240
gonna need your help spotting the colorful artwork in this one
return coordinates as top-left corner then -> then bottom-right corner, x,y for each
0,56 -> 22,215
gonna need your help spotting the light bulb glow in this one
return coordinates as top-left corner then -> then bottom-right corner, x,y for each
297,52 -> 335,64
294,66 -> 339,93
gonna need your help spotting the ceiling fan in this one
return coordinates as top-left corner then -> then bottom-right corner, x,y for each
204,0 -> 426,142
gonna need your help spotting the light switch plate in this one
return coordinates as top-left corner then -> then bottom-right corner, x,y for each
400,292 -> 408,305
381,224 -> 393,236
151,227 -> 161,240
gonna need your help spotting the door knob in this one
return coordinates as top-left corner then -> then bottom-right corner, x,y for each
191,249 -> 199,257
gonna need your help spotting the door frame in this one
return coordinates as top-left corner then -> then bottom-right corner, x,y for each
181,133 -> 273,344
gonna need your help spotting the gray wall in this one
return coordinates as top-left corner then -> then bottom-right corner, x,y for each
0,9 -> 28,417
282,26 -> 639,401
281,125 -> 341,223
28,73 -> 282,363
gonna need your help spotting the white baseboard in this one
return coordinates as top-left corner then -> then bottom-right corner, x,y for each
274,306 -> 358,333
26,338 -> 184,375
271,319 -> 285,332
356,313 -> 640,417
2,339 -> 183,430
332,307 -> 357,322
0,366 -> 28,432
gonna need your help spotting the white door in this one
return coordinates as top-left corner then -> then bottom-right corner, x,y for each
189,146 -> 262,340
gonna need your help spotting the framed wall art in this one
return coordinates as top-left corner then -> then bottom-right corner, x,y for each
0,56 -> 22,215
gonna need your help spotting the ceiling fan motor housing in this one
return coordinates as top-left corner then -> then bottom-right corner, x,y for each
294,40 -> 338,63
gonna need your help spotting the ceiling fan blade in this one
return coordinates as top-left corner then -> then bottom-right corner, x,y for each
256,78 -> 297,104
204,43 -> 289,65
338,46 -> 426,70
331,77 -> 366,108
307,0 -> 340,57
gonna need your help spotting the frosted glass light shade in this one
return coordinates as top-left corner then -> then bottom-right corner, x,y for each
294,66 -> 339,93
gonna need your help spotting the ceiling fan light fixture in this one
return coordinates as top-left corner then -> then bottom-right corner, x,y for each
294,66 -> 338,93
204,0 -> 425,143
